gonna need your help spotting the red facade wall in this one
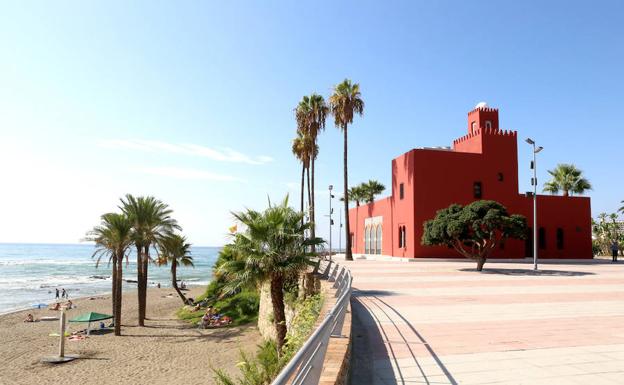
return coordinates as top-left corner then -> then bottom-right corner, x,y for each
349,106 -> 593,259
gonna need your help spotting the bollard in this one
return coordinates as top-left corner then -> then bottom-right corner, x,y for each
59,310 -> 66,358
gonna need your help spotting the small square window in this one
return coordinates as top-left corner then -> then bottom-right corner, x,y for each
399,183 -> 404,200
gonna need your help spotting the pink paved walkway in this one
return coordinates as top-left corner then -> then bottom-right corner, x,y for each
346,258 -> 624,385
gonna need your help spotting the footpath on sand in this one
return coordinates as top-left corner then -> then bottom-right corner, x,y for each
346,258 -> 624,385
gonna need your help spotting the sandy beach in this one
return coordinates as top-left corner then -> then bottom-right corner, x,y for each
0,286 -> 261,385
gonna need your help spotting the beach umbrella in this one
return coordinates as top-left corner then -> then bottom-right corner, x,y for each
31,303 -> 48,309
68,312 -> 112,335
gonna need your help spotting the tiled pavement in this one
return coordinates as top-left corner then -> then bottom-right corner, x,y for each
345,258 -> 624,385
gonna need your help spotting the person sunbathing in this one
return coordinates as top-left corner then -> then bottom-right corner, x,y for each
49,303 -> 60,311
24,314 -> 34,323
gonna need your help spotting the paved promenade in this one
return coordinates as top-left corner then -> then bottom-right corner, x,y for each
345,258 -> 624,385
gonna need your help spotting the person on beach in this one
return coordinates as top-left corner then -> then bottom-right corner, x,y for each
24,314 -> 34,322
61,288 -> 66,299
611,241 -> 619,262
55,288 -> 60,299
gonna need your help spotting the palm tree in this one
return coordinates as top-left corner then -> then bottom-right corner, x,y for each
157,234 -> 194,305
292,133 -> 308,217
120,195 -> 180,326
296,94 -> 329,251
86,213 -> 133,336
543,164 -> 592,197
329,79 -> 364,261
218,196 -> 323,352
619,200 -> 624,215
343,185 -> 365,207
291,130 -> 316,221
362,180 -> 386,203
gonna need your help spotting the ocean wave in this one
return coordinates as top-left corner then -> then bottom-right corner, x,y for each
0,259 -> 98,266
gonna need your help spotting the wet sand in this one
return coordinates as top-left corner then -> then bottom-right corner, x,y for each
0,286 -> 261,385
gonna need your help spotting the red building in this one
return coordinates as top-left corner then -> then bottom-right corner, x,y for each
348,104 -> 592,259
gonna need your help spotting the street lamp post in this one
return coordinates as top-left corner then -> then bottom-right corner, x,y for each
525,138 -> 543,271
328,185 -> 333,260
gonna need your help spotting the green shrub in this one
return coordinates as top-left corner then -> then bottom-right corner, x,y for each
213,294 -> 323,385
213,289 -> 260,325
282,294 -> 322,360
176,306 -> 204,325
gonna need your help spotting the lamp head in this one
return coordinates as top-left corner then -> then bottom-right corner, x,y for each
525,138 -> 535,145
329,185 -> 333,191
535,146 -> 544,153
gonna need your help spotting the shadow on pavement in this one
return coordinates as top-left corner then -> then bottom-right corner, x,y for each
352,289 -> 397,297
460,268 -> 595,276
350,290 -> 458,385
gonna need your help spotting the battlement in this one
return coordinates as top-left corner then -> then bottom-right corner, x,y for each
453,127 -> 516,145
468,106 -> 499,115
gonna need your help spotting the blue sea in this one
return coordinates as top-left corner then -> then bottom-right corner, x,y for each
0,243 -> 221,314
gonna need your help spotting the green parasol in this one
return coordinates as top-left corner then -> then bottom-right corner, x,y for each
68,312 -> 112,335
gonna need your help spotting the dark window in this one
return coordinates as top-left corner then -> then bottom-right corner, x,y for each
497,172 -> 504,182
539,227 -> 546,250
557,228 -> 564,250
473,182 -> 482,199
398,226 -> 403,248
402,226 -> 407,248
399,183 -> 404,200
525,227 -> 533,258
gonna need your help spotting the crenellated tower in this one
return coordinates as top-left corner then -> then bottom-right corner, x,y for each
467,103 -> 499,133
454,102 -> 516,153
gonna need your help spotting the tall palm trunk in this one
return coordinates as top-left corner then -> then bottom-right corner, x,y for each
306,167 -> 311,221
111,256 -> 118,321
139,245 -> 150,325
171,264 -> 188,305
343,125 -> 353,261
136,245 -> 146,326
270,275 -> 287,353
114,251 -> 123,336
300,164 -> 305,223
310,157 -> 316,252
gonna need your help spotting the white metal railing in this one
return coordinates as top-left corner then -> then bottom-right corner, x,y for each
271,260 -> 353,385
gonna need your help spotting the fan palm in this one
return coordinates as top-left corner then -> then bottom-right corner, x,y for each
157,234 -> 194,305
343,185 -> 366,207
291,131 -> 316,220
86,213 -> 133,336
543,164 -> 592,197
619,200 -> 624,215
120,194 -> 180,326
362,180 -> 386,203
296,94 -> 329,250
217,196 -> 323,352
330,79 -> 364,261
